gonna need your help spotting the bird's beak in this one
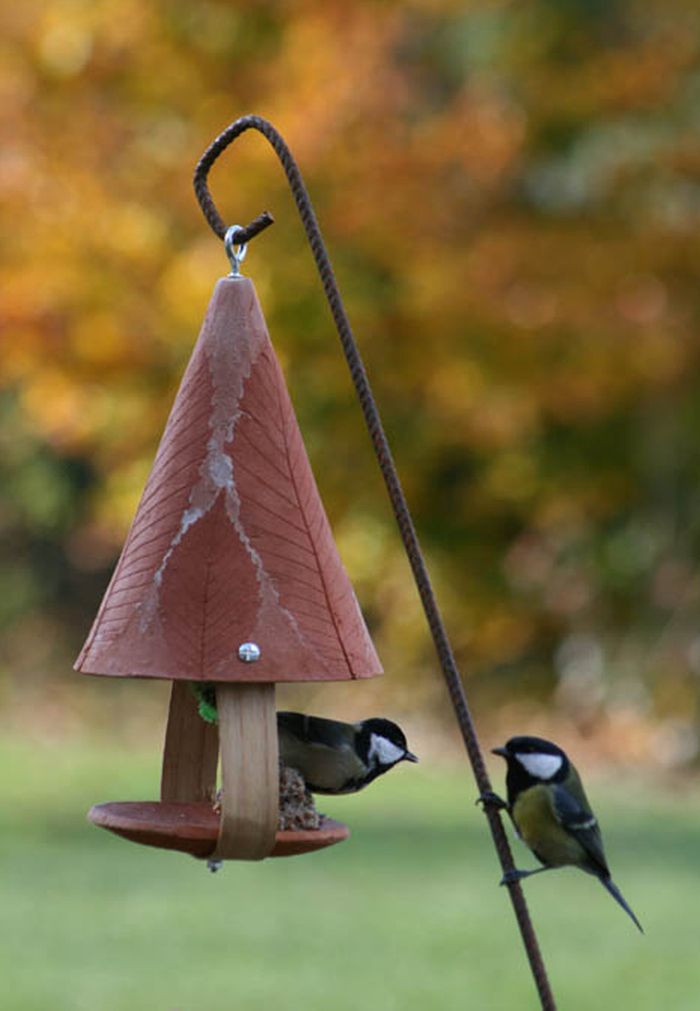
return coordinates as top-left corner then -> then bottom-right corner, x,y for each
491,746 -> 508,758
404,751 -> 419,763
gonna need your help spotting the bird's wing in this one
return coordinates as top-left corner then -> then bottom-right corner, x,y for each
277,711 -> 348,749
277,712 -> 363,793
551,782 -> 609,877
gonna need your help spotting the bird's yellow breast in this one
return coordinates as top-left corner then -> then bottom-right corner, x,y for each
512,784 -> 585,867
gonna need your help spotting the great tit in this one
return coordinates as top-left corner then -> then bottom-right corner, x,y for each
278,711 -> 418,795
488,735 -> 643,933
191,685 -> 418,795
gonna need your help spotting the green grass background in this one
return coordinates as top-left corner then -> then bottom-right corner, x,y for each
1,735 -> 699,1010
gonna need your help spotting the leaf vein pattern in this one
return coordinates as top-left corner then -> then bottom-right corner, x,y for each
281,410 -> 354,673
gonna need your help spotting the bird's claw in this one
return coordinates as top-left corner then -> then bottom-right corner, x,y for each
476,790 -> 508,812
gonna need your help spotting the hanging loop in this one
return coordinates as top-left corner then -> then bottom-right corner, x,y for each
224,225 -> 248,277
194,118 -> 283,241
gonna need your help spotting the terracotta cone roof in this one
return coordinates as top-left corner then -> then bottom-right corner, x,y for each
76,277 -> 382,683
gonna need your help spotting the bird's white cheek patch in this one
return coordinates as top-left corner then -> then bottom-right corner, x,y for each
369,735 -> 405,766
516,752 -> 563,780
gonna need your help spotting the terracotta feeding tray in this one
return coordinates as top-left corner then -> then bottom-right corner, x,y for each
89,802 -> 350,859
76,274 -> 382,862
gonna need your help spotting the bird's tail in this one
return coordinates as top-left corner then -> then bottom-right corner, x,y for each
600,876 -> 644,933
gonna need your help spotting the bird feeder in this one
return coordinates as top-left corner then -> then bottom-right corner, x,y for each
76,215 -> 382,862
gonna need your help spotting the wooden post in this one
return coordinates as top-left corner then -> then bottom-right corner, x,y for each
213,683 -> 278,861
161,682 -> 219,803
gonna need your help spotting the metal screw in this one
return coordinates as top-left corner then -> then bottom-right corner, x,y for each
238,642 -> 261,663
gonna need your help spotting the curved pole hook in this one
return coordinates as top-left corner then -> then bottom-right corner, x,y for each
194,117 -> 278,244
193,114 -> 330,260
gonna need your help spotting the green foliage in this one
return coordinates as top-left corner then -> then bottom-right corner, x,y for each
191,682 -> 218,724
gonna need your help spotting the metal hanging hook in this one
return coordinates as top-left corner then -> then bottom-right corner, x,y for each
224,225 -> 248,277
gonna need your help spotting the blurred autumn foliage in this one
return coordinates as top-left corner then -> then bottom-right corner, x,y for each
3,1 -> 700,762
